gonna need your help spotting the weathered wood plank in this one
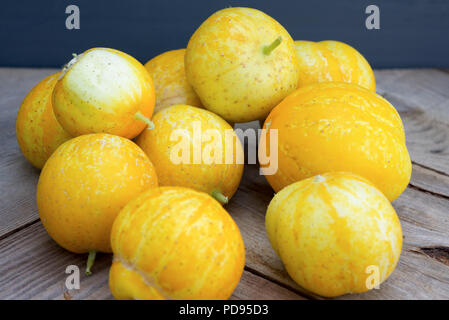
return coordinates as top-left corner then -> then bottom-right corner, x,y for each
227,165 -> 449,299
375,69 -> 449,125
410,164 -> 449,199
374,69 -> 449,175
0,68 -> 57,238
0,221 -> 305,300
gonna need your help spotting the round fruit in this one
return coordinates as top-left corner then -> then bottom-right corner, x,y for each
266,172 -> 403,297
136,104 -> 243,204
295,40 -> 376,91
53,48 -> 155,139
37,134 -> 158,273
16,73 -> 72,169
261,82 -> 411,201
109,186 -> 245,300
185,7 -> 299,123
144,49 -> 202,113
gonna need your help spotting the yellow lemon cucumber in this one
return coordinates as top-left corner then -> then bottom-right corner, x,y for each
266,172 -> 403,297
295,40 -> 376,91
144,49 -> 202,113
109,187 -> 245,300
185,7 -> 299,123
16,73 -> 72,169
261,82 -> 411,201
37,134 -> 158,274
53,48 -> 155,139
136,104 -> 244,204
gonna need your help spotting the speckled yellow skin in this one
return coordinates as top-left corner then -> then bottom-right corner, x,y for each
109,187 -> 245,300
266,172 -> 402,297
295,40 -> 376,91
16,73 -> 72,169
144,49 -> 202,113
261,82 -> 411,201
185,7 -> 299,123
53,48 -> 155,139
37,134 -> 158,253
136,104 -> 243,201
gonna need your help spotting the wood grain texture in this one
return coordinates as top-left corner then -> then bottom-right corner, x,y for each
375,69 -> 449,175
0,68 -> 448,299
410,163 -> 449,199
0,68 -> 57,238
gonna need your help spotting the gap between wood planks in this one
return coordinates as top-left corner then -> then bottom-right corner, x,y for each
0,217 -> 40,242
408,180 -> 449,201
409,163 -> 449,199
412,162 -> 449,179
243,265 -> 321,299
408,247 -> 449,267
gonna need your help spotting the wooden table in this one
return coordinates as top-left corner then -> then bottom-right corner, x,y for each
1,68 -> 448,300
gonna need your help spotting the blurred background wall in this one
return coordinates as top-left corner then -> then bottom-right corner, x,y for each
1,0 -> 448,68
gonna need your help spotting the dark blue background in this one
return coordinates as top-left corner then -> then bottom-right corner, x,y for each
1,0 -> 448,68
